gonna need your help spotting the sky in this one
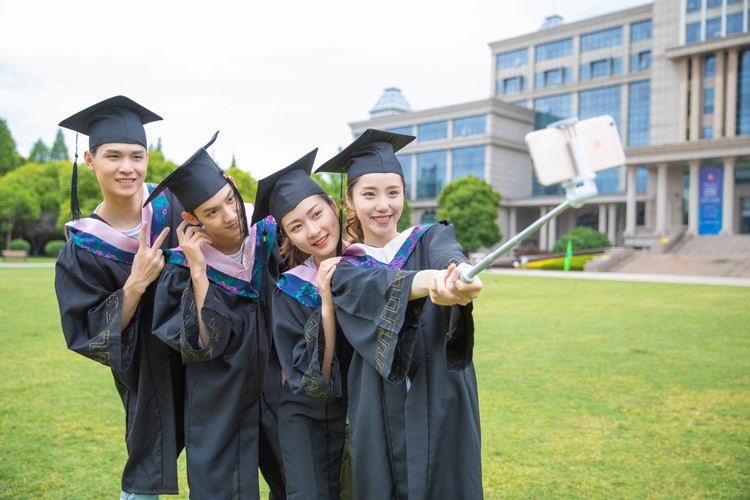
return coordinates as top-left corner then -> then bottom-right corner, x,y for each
0,0 -> 649,179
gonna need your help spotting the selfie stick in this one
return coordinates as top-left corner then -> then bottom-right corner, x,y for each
460,117 -> 598,283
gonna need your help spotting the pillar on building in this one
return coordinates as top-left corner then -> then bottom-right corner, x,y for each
678,58 -> 689,141
548,215 -> 557,251
607,204 -> 618,245
598,204 -> 607,234
625,165 -> 637,236
539,207 -> 548,251
656,162 -> 669,235
726,47 -> 739,138
721,156 -> 736,235
714,50 -> 726,137
687,159 -> 701,235
689,55 -> 702,141
509,207 -> 518,239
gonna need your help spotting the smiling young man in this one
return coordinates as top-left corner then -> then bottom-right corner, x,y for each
55,96 -> 185,499
148,133 -> 285,499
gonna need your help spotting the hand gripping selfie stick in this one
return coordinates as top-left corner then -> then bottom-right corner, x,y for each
460,117 -> 599,283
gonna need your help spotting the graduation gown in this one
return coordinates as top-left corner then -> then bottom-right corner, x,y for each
272,264 -> 352,500
152,210 -> 285,500
331,222 -> 482,500
54,183 -> 185,495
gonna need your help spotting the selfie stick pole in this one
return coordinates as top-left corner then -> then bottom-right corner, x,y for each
460,118 -> 598,283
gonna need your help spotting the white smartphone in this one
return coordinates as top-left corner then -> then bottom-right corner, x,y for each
524,115 -> 626,186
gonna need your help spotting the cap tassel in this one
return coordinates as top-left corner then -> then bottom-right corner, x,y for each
70,134 -> 81,220
260,230 -> 268,306
336,172 -> 344,256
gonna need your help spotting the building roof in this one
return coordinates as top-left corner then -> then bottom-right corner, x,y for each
369,87 -> 412,118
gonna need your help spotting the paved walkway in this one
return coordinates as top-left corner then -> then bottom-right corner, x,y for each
487,268 -> 750,287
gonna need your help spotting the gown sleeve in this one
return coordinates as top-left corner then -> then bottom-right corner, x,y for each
152,264 -> 235,363
330,265 -> 425,384
55,242 -> 139,373
271,287 -> 343,399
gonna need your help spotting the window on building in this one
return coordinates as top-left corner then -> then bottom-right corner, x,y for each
580,85 -> 622,132
738,48 -> 750,135
630,50 -> 652,72
728,0 -> 742,3
534,94 -> 573,127
502,75 -> 526,94
453,115 -> 486,137
595,167 -> 622,194
416,151 -> 447,198
582,58 -> 622,79
497,48 -> 529,69
727,12 -> 744,35
631,20 -> 653,42
706,17 -> 722,39
628,81 -> 651,146
535,38 -> 573,61
686,22 -> 701,42
581,26 -> 623,52
704,88 -> 715,114
515,100 -> 528,108
452,146 -> 485,180
421,211 -> 437,224
705,54 -> 717,77
636,167 -> 648,193
387,125 -> 413,135
703,126 -> 714,138
417,121 -> 447,142
687,0 -> 701,12
707,0 -> 722,7
396,154 -> 413,199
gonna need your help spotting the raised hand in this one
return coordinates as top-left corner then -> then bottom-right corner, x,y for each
316,257 -> 341,306
429,263 -> 482,306
176,220 -> 212,273
127,223 -> 170,294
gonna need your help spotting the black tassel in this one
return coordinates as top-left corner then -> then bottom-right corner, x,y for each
70,134 -> 81,220
336,172 -> 344,256
260,229 -> 268,306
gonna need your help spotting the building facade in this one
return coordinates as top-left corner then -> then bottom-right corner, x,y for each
350,0 -> 750,251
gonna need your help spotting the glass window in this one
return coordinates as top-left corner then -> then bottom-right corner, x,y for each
630,51 -> 651,72
687,0 -> 701,12
727,12 -> 743,35
628,81 -> 651,146
535,72 -> 544,89
452,146 -> 485,180
636,167 -> 648,193
535,38 -> 573,61
514,100 -> 528,108
686,22 -> 701,42
534,94 -> 573,127
728,0 -> 741,3
545,68 -> 562,86
421,211 -> 437,224
497,48 -> 529,69
703,126 -> 714,139
416,151 -> 447,199
580,63 -> 590,80
453,115 -> 486,137
396,154 -> 412,198
612,57 -> 623,75
580,85 -> 622,132
631,20 -> 653,42
563,67 -> 573,83
595,167 -> 622,194
738,48 -> 750,134
387,126 -> 413,135
503,75 -> 526,94
707,0 -> 722,7
705,54 -> 716,77
581,27 -> 623,52
704,88 -> 715,114
706,17 -> 722,39
417,121 -> 447,142
591,59 -> 610,78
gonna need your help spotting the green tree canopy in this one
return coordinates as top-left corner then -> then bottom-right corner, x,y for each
56,160 -> 101,231
436,175 -> 502,254
144,149 -> 180,184
28,139 -> 51,164
398,199 -> 411,232
0,178 -> 41,249
552,226 -> 611,253
227,166 -> 258,204
49,129 -> 69,162
0,118 -> 23,175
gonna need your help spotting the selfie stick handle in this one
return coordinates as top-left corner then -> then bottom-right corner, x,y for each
460,118 -> 599,283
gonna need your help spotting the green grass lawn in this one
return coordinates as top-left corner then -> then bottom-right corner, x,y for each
1,268 -> 748,498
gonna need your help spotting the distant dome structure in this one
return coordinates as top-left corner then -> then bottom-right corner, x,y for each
540,14 -> 563,30
369,87 -> 412,118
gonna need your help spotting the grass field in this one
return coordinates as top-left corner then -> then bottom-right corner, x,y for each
1,267 -> 748,498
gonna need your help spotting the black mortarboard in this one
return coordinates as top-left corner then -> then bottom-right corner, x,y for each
144,131 -> 249,239
58,95 -> 162,219
314,128 -> 415,184
251,149 -> 323,226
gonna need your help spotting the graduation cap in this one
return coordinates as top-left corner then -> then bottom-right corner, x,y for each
58,95 -> 162,219
314,128 -> 415,184
144,131 -> 249,239
251,148 -> 323,226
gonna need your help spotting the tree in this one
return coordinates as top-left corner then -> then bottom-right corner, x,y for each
144,149 -> 180,184
552,226 -> 611,253
227,166 -> 258,203
397,199 -> 411,232
0,118 -> 22,175
0,178 -> 41,249
49,129 -> 69,161
56,159 -> 101,231
28,139 -> 51,164
436,175 -> 502,254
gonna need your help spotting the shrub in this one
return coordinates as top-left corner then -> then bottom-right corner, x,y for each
44,240 -> 66,257
552,226 -> 610,253
10,239 -> 31,253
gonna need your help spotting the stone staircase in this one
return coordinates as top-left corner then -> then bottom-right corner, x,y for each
605,234 -> 750,277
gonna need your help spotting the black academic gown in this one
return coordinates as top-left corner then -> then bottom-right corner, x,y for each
54,184 -> 185,495
152,212 -> 285,500
331,222 -> 482,500
271,264 -> 352,500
